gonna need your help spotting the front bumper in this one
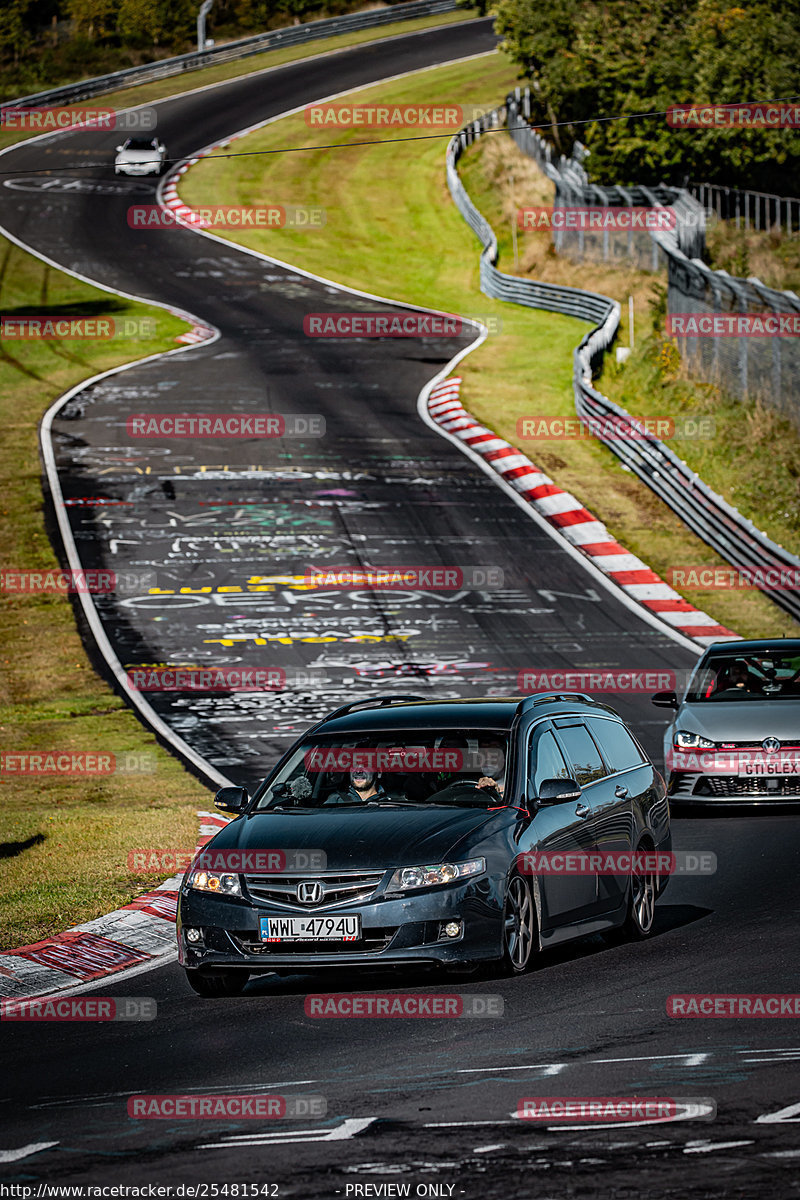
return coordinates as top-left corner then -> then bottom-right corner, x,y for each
668,770 -> 800,804
115,161 -> 160,175
177,877 -> 503,973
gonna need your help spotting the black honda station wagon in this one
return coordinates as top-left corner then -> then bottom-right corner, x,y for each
178,694 -> 670,995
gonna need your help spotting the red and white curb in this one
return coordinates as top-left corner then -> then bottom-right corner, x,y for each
0,811 -> 230,1002
428,378 -> 738,647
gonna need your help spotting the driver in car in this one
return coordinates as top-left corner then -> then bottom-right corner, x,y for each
718,660 -> 764,693
325,764 -> 391,804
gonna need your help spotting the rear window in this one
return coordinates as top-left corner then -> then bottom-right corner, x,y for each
586,718 -> 646,774
554,723 -> 608,786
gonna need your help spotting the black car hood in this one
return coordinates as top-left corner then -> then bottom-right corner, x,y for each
204,806 -> 511,870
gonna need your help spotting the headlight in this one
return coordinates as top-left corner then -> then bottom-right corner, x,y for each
673,730 -> 715,749
388,858 -> 485,891
187,869 -> 241,897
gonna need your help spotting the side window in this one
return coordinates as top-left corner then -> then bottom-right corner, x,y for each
528,728 -> 571,796
554,723 -> 608,787
585,718 -> 646,774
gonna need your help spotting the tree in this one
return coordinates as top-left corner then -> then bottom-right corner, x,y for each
493,0 -> 800,191
66,0 -> 116,39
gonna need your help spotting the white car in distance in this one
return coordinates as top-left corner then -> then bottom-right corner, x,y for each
114,136 -> 167,177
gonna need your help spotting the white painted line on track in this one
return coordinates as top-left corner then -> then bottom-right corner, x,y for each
0,1142 -> 59,1163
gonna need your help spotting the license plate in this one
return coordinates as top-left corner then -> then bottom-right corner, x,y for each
259,914 -> 361,942
744,762 -> 800,775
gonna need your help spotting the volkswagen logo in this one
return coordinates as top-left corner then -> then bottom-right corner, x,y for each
296,880 -> 324,905
762,736 -> 781,753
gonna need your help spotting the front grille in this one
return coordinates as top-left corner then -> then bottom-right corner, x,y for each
233,927 -> 397,955
694,776 -> 800,798
712,740 -> 800,751
243,870 -> 386,911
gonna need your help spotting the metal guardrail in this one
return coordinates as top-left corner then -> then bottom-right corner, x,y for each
447,105 -> 800,625
2,0 -> 457,109
506,91 -> 800,422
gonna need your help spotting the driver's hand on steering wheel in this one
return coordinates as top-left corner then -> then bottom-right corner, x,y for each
477,775 -> 503,795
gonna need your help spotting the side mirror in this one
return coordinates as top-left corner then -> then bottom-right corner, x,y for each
115,145 -> 124,152
157,144 -> 165,153
537,777 -> 582,805
652,690 -> 679,710
214,785 -> 249,813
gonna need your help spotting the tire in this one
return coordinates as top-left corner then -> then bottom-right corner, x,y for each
622,842 -> 658,939
501,873 -> 537,975
184,969 -> 249,997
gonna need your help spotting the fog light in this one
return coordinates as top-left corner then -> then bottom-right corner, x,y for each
186,927 -> 202,943
443,921 -> 461,938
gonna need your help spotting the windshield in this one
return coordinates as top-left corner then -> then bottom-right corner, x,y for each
253,730 -> 510,810
125,138 -> 158,150
686,652 -> 800,701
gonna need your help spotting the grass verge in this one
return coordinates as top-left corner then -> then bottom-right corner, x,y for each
180,55 -> 800,639
0,245 -> 210,952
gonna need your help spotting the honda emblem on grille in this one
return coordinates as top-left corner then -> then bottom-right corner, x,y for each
297,880 -> 324,905
762,736 -> 781,753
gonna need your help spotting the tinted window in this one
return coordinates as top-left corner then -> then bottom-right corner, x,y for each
529,729 -> 571,795
586,718 -> 646,774
554,723 -> 608,786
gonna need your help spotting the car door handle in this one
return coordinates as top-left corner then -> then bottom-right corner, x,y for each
575,803 -> 590,818
615,785 -> 629,798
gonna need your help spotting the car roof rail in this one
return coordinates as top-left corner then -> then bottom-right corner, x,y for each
322,694 -> 428,722
521,692 -> 601,709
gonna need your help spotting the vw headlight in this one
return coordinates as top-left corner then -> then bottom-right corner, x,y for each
673,730 -> 715,749
188,869 -> 241,897
388,858 -> 485,891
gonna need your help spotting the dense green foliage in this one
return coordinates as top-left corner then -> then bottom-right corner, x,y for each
0,0 -> 407,95
493,0 -> 800,191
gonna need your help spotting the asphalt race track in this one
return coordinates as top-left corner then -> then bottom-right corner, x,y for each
1,19 -> 799,1198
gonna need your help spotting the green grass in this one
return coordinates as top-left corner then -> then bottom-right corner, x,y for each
180,53 -> 800,639
0,243 -> 211,952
